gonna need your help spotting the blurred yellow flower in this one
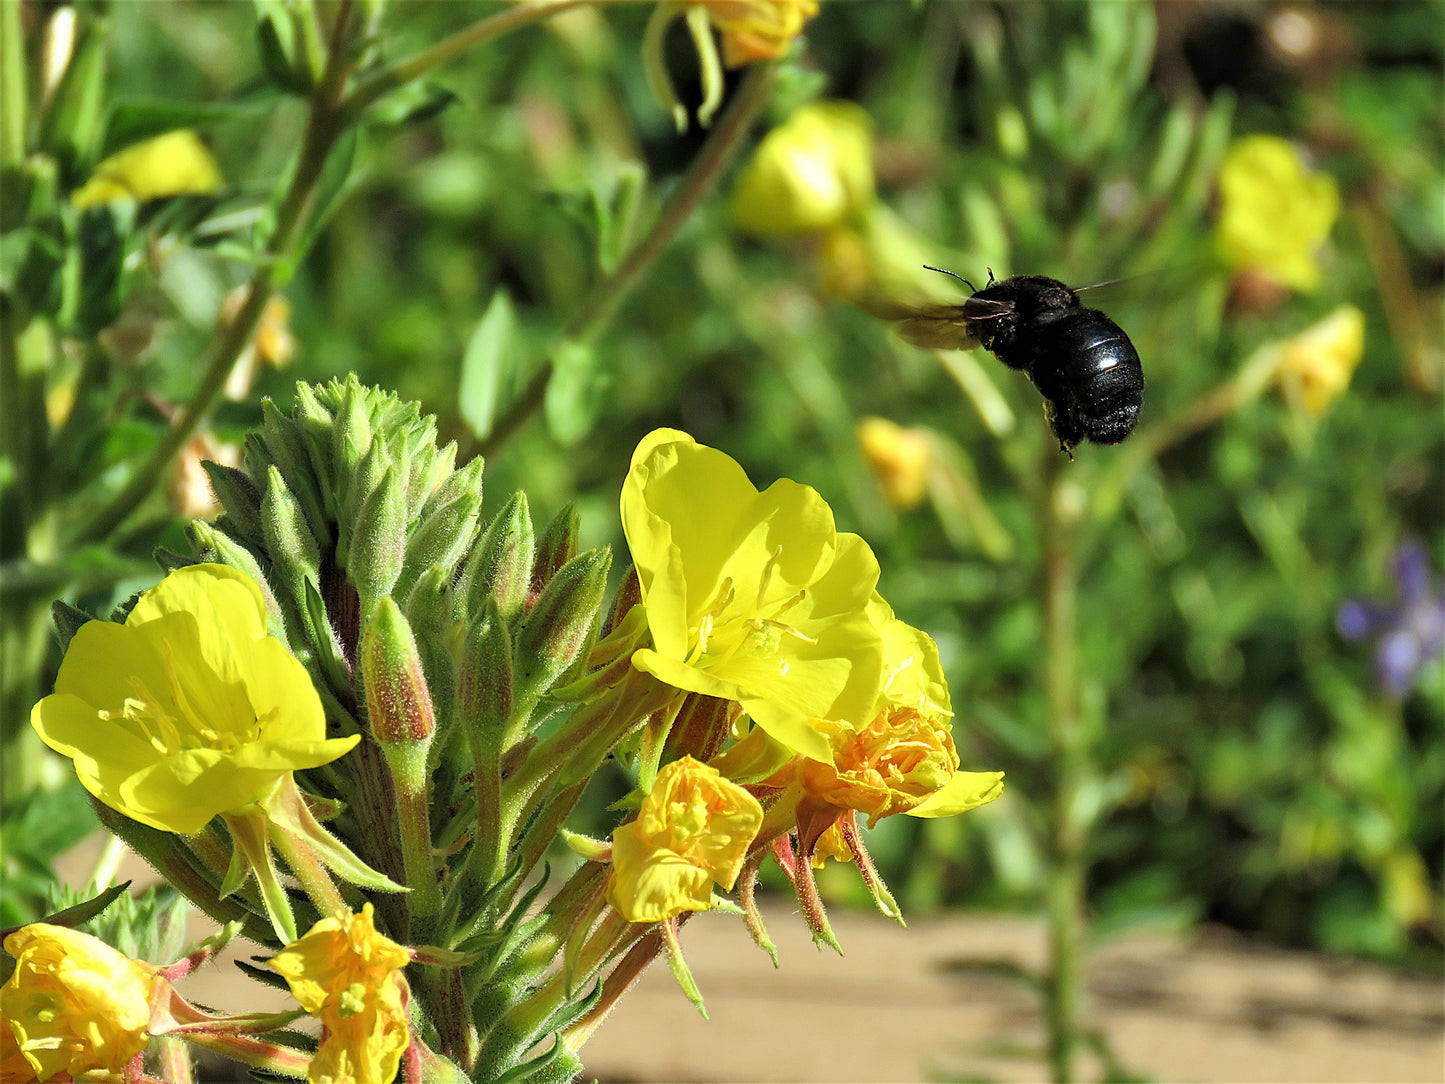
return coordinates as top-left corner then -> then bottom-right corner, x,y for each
31,563 -> 358,834
223,292 -> 298,400
1275,304 -> 1366,417
71,129 -> 223,209
690,0 -> 820,66
1215,134 -> 1339,292
731,101 -> 875,238
1,924 -> 157,1081
270,904 -> 411,1084
608,756 -> 765,923
621,428 -> 885,763
170,431 -> 241,520
856,416 -> 932,511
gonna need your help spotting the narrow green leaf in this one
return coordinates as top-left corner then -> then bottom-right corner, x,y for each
458,289 -> 519,441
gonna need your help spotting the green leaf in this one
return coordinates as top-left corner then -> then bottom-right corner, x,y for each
275,127 -> 358,285
100,95 -> 283,159
543,340 -> 606,447
458,289 -> 521,442
368,81 -> 459,128
255,14 -> 313,97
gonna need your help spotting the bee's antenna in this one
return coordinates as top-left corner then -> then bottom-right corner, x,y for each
923,265 -> 978,293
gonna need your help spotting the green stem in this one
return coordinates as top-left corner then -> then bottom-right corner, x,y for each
271,821 -> 347,920
342,0 -> 607,120
1040,445 -> 1087,1084
0,0 -> 26,169
72,6 -> 357,546
477,60 -> 780,458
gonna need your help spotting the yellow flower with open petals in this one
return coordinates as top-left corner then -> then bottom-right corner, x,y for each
270,904 -> 411,1084
31,564 -> 358,834
1,924 -> 157,1081
1215,134 -> 1339,292
71,129 -> 222,209
621,429 -> 885,763
608,756 -> 765,923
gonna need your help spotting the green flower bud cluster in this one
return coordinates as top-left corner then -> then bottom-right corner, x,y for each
187,378 -> 617,1078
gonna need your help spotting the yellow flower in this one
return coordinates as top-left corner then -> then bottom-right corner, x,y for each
856,416 -> 932,511
607,756 -> 765,923
1269,303 -> 1367,417
731,101 -> 875,238
808,603 -> 1001,822
71,129 -> 223,209
1215,134 -> 1339,292
269,904 -> 412,1084
689,0 -> 820,67
31,563 -> 359,834
1,924 -> 157,1081
621,428 -> 885,762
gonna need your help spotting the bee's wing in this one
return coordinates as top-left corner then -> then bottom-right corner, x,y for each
875,297 -> 1013,351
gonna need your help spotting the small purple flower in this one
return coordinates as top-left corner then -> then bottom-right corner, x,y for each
1336,541 -> 1445,696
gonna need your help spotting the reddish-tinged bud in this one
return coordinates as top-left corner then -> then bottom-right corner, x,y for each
530,502 -> 579,599
512,548 -> 610,704
463,491 -> 534,625
361,597 -> 435,745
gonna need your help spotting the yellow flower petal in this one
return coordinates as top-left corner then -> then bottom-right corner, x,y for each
71,129 -> 222,209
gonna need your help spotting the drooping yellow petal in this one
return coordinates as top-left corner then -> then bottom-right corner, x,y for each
71,129 -> 222,208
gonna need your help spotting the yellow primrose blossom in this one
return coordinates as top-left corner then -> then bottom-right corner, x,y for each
1275,304 -> 1366,417
269,904 -> 412,1084
621,429 -> 886,763
31,563 -> 359,834
856,416 -> 932,511
608,756 -> 765,923
690,0 -> 820,67
71,129 -> 223,209
1215,134 -> 1339,292
731,100 -> 875,238
1,924 -> 157,1081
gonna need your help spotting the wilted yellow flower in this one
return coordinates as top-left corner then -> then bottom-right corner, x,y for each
270,904 -> 411,1084
690,0 -> 820,66
71,129 -> 223,209
621,428 -> 885,763
1215,134 -> 1339,292
856,416 -> 932,510
731,100 -> 875,238
31,564 -> 358,834
608,756 -> 765,923
222,291 -> 298,401
796,602 -> 1002,830
1275,304 -> 1366,417
644,1 -> 819,130
1,924 -> 157,1081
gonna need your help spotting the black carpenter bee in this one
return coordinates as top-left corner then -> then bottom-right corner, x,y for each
891,268 -> 1144,455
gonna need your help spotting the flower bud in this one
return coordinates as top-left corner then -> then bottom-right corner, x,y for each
202,459 -> 267,551
856,416 -> 932,511
531,502 -> 579,598
349,464 -> 407,614
457,600 -> 513,735
400,455 -> 485,598
261,465 -> 321,610
463,491 -> 534,625
362,597 -> 436,745
731,101 -> 875,239
259,398 -> 327,535
513,548 -> 610,704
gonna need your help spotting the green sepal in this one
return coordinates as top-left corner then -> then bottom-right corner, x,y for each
260,398 -> 328,540
50,599 -> 95,655
661,919 -> 707,1018
261,464 -> 322,623
457,600 -> 513,739
530,502 -> 578,593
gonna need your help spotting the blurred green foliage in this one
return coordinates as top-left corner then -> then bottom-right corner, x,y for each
3,0 -> 1440,976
